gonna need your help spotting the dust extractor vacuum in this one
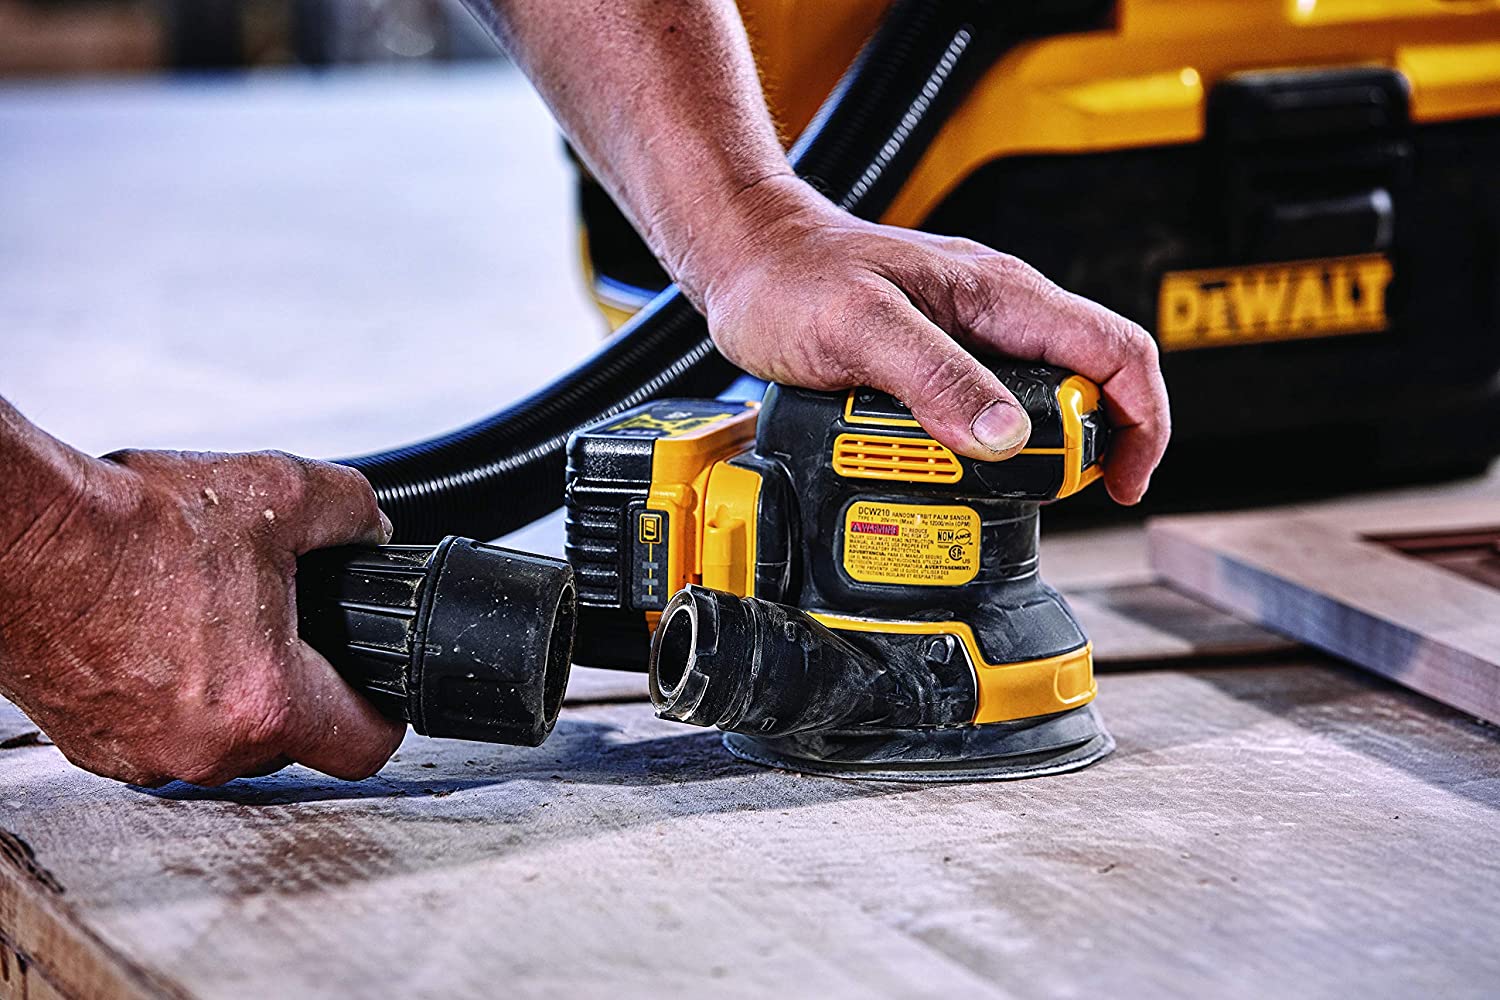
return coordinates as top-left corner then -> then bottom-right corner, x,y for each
295,0 -> 1500,779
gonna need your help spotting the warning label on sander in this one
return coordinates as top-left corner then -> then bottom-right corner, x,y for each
841,501 -> 980,586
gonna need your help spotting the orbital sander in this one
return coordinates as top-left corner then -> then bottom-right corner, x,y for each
291,0 -> 1500,780
298,359 -> 1114,782
566,360 -> 1112,780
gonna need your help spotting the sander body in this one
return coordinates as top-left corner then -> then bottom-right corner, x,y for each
563,361 -> 1113,779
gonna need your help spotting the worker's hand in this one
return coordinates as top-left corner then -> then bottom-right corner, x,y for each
687,177 -> 1171,504
0,448 -> 404,786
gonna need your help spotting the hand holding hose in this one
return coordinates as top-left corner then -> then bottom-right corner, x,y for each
0,419 -> 405,787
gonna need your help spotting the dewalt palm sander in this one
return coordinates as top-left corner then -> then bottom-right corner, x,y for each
297,360 -> 1113,781
562,359 -> 1112,780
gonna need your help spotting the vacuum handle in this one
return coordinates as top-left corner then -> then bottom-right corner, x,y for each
295,536 -> 577,746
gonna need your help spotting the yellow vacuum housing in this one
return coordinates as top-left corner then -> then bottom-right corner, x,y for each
578,0 -> 1500,501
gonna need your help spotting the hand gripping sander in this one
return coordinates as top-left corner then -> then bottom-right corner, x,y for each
564,360 -> 1114,781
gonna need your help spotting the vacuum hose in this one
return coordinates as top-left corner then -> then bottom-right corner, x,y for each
342,0 -> 1021,543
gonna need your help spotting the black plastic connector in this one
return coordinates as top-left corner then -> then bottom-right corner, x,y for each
650,586 -> 973,738
297,536 -> 576,746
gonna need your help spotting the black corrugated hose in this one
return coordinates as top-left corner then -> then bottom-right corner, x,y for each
344,0 -> 1096,543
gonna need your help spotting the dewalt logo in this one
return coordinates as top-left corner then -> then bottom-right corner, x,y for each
1157,253 -> 1392,352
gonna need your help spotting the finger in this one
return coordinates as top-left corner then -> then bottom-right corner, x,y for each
957,256 -> 1170,503
239,755 -> 293,779
270,454 -> 392,554
846,294 -> 1032,460
277,640 -> 405,781
175,752 -> 292,788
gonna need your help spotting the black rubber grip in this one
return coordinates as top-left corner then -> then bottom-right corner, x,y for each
296,537 -> 577,746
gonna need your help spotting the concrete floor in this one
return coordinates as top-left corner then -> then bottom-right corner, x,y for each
2,69 -> 1499,999
0,66 -> 600,459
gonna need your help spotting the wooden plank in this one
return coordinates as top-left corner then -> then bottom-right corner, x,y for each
1041,523 -> 1295,666
3,662 -> 1500,999
1373,528 -> 1500,589
0,841 -> 182,1000
1149,498 -> 1500,724
1067,581 -> 1297,665
0,703 -> 44,753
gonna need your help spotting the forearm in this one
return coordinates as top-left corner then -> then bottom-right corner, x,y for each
473,0 -> 805,303
472,0 -> 1169,492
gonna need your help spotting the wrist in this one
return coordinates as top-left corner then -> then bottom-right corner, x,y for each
665,172 -> 835,309
0,409 -> 95,565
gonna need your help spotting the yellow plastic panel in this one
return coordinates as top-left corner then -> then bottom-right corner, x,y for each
701,461 -> 763,596
1289,0 -> 1500,26
1400,40 -> 1500,122
1056,376 -> 1105,499
832,433 -> 963,484
732,0 -> 1500,228
645,406 -> 759,599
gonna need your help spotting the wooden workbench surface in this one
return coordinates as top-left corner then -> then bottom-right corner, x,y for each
4,660 -> 1500,999
3,71 -> 1499,999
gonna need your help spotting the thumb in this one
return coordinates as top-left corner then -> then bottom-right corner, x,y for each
277,640 -> 406,780
853,301 -> 1031,460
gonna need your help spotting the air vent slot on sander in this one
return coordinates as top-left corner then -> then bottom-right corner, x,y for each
832,433 -> 963,483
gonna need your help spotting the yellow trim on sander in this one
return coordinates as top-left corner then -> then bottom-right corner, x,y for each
808,612 -> 1097,724
644,406 -> 761,609
842,390 -> 922,428
1056,375 -> 1104,498
701,460 -> 764,596
832,432 -> 964,484
840,388 -> 1101,475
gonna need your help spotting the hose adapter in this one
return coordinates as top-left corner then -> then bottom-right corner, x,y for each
297,537 -> 576,746
649,586 -> 973,738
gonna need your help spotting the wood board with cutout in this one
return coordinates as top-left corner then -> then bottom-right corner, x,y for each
1149,498 -> 1500,724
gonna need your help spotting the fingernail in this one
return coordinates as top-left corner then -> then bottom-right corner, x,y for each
972,401 -> 1030,454
378,509 -> 394,543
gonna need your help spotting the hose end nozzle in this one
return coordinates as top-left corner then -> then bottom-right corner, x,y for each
649,585 -> 918,739
299,537 -> 577,747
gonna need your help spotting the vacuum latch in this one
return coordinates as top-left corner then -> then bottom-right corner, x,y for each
1209,66 -> 1411,262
